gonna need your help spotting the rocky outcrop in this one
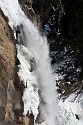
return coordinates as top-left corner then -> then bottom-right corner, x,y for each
32,0 -> 59,26
0,9 -> 16,125
18,0 -> 60,28
0,8 -> 26,125
18,0 -> 39,26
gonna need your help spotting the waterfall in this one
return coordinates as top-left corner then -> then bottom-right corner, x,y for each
0,0 -> 59,125
1,1 -> 83,125
18,17 -> 59,125
17,11 -> 59,125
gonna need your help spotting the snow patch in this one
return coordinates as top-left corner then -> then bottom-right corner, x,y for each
59,93 -> 83,125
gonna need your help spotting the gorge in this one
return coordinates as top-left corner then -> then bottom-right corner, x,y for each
0,0 -> 83,125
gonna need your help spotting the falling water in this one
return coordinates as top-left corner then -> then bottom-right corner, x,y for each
1,1 -> 83,125
18,12 -> 59,125
0,0 -> 59,125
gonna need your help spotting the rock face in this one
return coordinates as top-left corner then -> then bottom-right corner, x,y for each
18,0 -> 59,27
32,0 -> 59,25
0,9 -> 15,125
18,0 -> 38,25
0,9 -> 30,125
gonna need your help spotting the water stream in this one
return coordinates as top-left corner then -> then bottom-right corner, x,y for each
17,6 -> 59,125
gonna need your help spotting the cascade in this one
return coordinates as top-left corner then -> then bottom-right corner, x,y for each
18,16 -> 59,125
0,0 -> 59,125
1,1 -> 83,125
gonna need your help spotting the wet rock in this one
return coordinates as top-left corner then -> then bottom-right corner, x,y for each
75,114 -> 79,120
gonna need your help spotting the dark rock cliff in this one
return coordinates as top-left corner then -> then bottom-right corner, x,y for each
18,0 -> 60,27
0,9 -> 16,125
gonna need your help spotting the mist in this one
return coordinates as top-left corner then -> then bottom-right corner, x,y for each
18,15 -> 60,124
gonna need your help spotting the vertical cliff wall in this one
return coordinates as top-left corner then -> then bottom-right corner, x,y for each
0,9 -> 16,125
0,9 -> 31,125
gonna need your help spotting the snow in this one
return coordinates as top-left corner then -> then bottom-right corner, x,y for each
17,44 -> 39,119
35,93 -> 83,125
59,93 -> 83,125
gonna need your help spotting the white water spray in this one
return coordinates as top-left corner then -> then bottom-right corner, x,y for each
1,1 -> 83,125
0,0 -> 59,124
18,17 -> 59,125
